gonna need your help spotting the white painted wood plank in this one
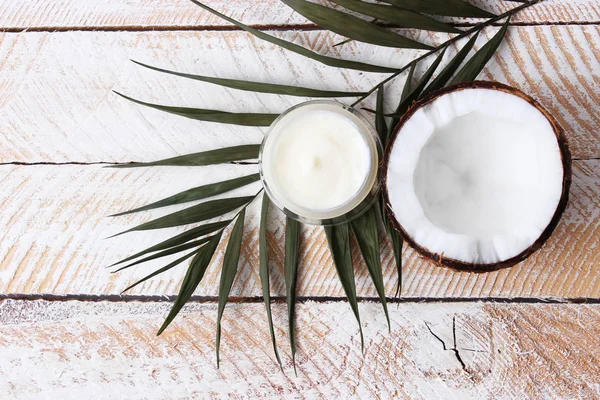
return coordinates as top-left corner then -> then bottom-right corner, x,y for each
0,0 -> 597,30
0,160 -> 598,298
0,26 -> 599,163
0,299 -> 599,399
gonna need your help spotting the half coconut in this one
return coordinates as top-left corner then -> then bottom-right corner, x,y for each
382,81 -> 571,271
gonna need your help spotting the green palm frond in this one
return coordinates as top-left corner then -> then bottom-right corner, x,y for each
327,0 -> 461,34
282,0 -> 432,50
108,0 -> 542,369
325,223 -> 364,350
216,209 -> 246,367
132,60 -> 368,98
114,91 -> 279,126
284,216 -> 301,373
111,144 -> 260,168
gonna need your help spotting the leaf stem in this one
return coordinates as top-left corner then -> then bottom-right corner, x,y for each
350,0 -> 543,107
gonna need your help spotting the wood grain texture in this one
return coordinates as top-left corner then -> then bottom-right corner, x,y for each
0,299 -> 599,399
0,160 -> 597,298
0,0 -> 598,31
0,25 -> 599,163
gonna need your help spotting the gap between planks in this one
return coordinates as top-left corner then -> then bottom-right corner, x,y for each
1,0 -> 598,32
1,156 -> 599,167
2,294 -> 600,304
3,20 -> 598,34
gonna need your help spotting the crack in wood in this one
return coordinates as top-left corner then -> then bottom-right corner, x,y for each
452,316 -> 469,373
425,318 -> 470,375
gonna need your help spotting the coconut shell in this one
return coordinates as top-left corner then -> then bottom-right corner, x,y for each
381,81 -> 572,272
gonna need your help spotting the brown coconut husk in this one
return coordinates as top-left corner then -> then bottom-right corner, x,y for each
381,81 -> 572,272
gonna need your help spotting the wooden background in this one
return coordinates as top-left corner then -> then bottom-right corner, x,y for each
0,0 -> 599,398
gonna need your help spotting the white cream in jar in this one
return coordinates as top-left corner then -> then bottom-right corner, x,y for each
260,101 -> 379,224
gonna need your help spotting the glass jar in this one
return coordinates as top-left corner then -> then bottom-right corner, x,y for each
259,100 -> 381,226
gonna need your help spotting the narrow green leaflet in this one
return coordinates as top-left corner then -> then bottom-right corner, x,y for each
379,0 -> 494,18
327,0 -> 460,34
112,196 -> 253,237
132,60 -> 367,98
449,18 -> 510,85
189,0 -> 399,73
216,209 -> 246,367
350,206 -> 390,329
375,86 -> 388,145
325,223 -> 364,350
386,63 -> 415,143
111,144 -> 260,168
121,250 -> 199,293
284,216 -> 301,372
114,92 -> 278,127
112,237 -> 213,273
424,32 -> 479,93
111,174 -> 260,217
109,221 -> 230,267
157,232 -> 223,335
259,195 -> 282,368
282,0 -> 431,50
401,64 -> 416,100
384,211 -> 404,296
386,47 -> 447,118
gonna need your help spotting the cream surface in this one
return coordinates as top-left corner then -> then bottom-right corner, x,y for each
262,103 -> 374,218
386,88 -> 564,264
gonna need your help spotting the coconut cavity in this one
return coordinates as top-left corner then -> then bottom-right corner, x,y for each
386,87 -> 564,265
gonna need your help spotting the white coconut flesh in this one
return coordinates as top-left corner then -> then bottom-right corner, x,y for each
386,88 -> 564,264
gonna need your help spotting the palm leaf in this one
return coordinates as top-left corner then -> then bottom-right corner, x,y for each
449,18 -> 510,84
157,232 -> 223,335
132,60 -> 367,98
189,0 -> 399,73
384,210 -> 404,296
425,31 -> 479,93
111,174 -> 260,217
111,144 -> 260,168
109,221 -> 229,267
402,63 -> 416,99
282,0 -> 431,50
121,250 -> 199,293
379,0 -> 494,18
284,216 -> 301,372
386,63 -> 415,142
325,223 -> 364,350
114,91 -> 278,127
112,196 -> 253,237
350,206 -> 390,329
112,237 -> 213,273
327,0 -> 460,33
216,209 -> 246,367
259,195 -> 283,368
375,86 -> 388,145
